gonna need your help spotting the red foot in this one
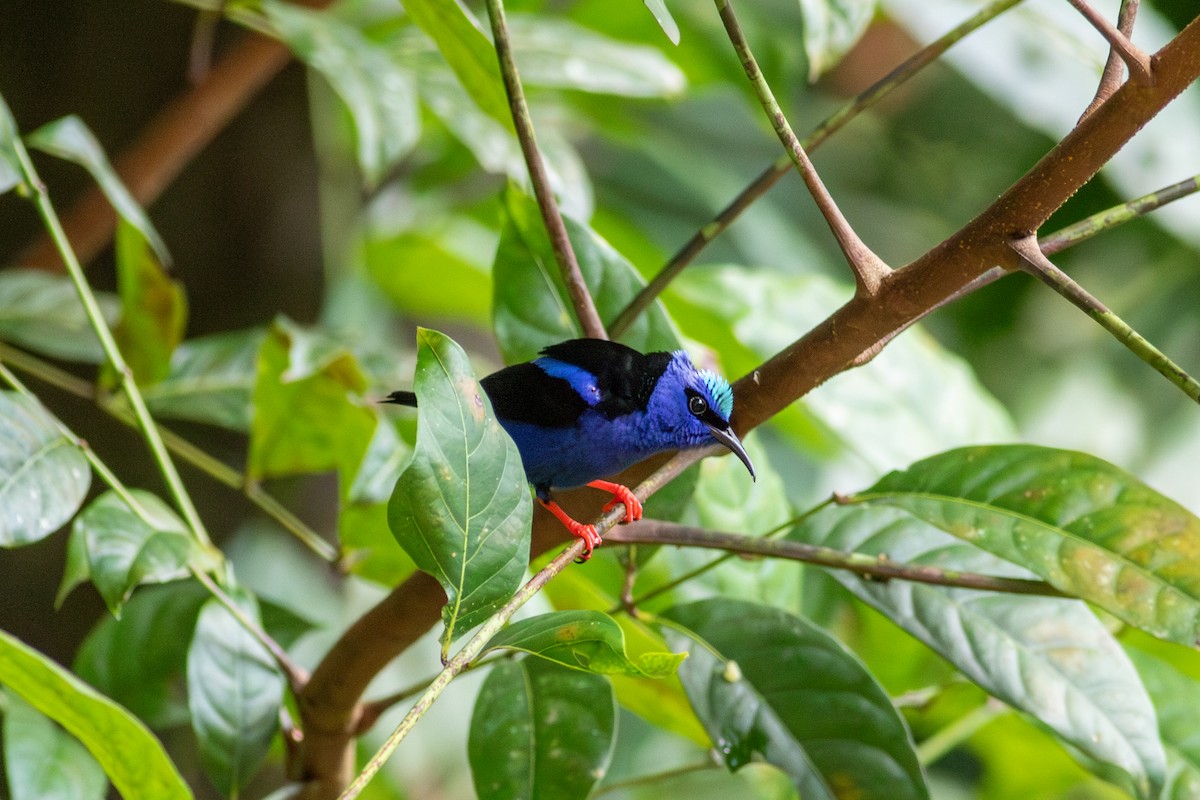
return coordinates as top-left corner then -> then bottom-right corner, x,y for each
539,499 -> 602,561
589,480 -> 643,524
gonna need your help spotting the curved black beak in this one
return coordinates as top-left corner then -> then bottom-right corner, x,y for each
708,424 -> 756,481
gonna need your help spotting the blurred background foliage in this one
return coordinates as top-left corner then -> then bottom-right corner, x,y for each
2,0 -> 1200,798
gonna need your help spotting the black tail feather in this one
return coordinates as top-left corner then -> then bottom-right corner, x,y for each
383,390 -> 418,407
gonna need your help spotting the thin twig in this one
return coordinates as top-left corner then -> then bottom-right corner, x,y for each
593,758 -> 721,796
1066,0 -> 1154,86
1010,236 -> 1200,404
1080,0 -> 1141,120
917,699 -> 1006,766
609,0 -> 1024,335
714,0 -> 889,296
484,0 -> 607,340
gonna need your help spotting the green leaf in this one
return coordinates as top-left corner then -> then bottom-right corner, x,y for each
641,0 -> 681,45
59,490 -> 193,616
0,268 -> 118,363
794,504 -> 1166,799
186,590 -> 285,796
248,316 -> 376,480
142,327 -> 267,432
0,91 -> 21,195
111,220 -> 188,385
857,444 -> 1200,645
402,0 -> 513,130
74,582 -> 209,729
0,627 -> 192,799
663,598 -> 927,800
0,392 -> 90,548
388,328 -> 531,649
2,690 -> 108,800
1126,646 -> 1200,798
341,417 -> 418,586
25,115 -> 171,266
493,185 -> 679,362
798,0 -> 876,80
363,224 -> 493,325
483,610 -> 685,678
263,0 -> 420,186
469,659 -> 615,800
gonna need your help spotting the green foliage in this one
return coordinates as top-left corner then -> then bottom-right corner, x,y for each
0,270 -> 117,363
2,691 -> 107,800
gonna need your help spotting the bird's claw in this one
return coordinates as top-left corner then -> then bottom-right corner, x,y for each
593,481 -> 643,524
571,524 -> 602,562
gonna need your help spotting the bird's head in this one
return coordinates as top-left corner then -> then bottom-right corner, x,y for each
668,354 -> 756,481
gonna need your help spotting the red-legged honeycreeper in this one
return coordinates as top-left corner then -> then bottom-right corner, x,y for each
385,338 -> 754,559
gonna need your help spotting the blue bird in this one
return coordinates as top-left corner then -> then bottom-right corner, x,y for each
386,339 -> 754,559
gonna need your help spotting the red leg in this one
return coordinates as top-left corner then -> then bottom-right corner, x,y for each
539,499 -> 602,560
588,480 -> 643,524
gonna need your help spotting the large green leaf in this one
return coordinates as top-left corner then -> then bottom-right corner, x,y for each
0,392 -> 90,548
263,0 -> 419,186
798,0 -> 877,80
663,599 -> 927,800
25,115 -> 170,266
0,269 -> 118,363
482,610 -> 684,678
2,690 -> 107,800
111,220 -> 187,385
469,659 -> 616,800
493,186 -> 679,362
0,628 -> 192,799
186,590 -> 284,796
855,444 -> 1200,645
794,504 -> 1166,799
142,327 -> 266,432
363,223 -> 493,325
74,582 -> 209,729
388,328 -> 531,650
58,489 -> 193,616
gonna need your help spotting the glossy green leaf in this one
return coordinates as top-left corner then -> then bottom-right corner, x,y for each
111,220 -> 187,385
74,582 -> 208,729
0,392 -> 90,548
663,599 -> 927,800
402,0 -> 512,130
798,0 -> 877,80
469,659 -> 615,800
641,0 -> 681,45
794,504 -> 1166,799
186,590 -> 284,796
0,627 -> 192,799
388,328 -> 531,649
264,0 -> 419,186
2,690 -> 107,800
58,490 -> 193,616
142,327 -> 266,432
1126,647 -> 1200,799
507,16 -> 685,97
493,186 -> 679,362
483,610 -> 684,678
857,444 -> 1200,645
25,115 -> 171,266
0,91 -> 20,194
363,225 -> 492,324
0,268 -> 118,363
248,316 -> 376,480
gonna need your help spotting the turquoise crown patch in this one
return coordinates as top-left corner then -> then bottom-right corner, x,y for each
699,370 -> 734,420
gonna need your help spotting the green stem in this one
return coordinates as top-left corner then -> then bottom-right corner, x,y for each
1040,173 -> 1200,255
10,139 -> 211,549
917,701 -> 1005,765
594,759 -> 720,796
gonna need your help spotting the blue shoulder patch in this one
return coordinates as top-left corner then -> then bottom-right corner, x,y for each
700,370 -> 734,420
535,357 -> 603,406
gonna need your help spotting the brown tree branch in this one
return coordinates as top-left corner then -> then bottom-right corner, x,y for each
1068,0 -> 1154,87
1081,0 -> 1141,119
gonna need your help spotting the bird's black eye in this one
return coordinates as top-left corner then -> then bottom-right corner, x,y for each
688,395 -> 707,417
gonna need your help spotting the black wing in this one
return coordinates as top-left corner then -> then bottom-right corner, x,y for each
482,362 -> 588,428
538,339 -> 672,420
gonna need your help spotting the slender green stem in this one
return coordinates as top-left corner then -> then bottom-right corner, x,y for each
10,139 -> 211,548
1040,173 -> 1200,255
594,759 -> 721,796
917,701 -> 1005,765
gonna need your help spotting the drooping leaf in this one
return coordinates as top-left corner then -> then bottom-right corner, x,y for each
25,115 -> 170,265
793,503 -> 1166,799
58,490 -> 193,616
493,185 -> 679,362
469,659 -> 616,800
663,598 -> 928,800
855,444 -> 1200,645
388,328 -> 531,650
141,327 -> 267,432
186,590 -> 285,796
798,0 -> 877,80
111,220 -> 188,385
74,582 -> 209,729
641,0 -> 681,45
0,627 -> 192,799
0,392 -> 90,548
0,269 -> 118,363
263,0 -> 420,186
2,690 -> 108,800
483,610 -> 684,678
